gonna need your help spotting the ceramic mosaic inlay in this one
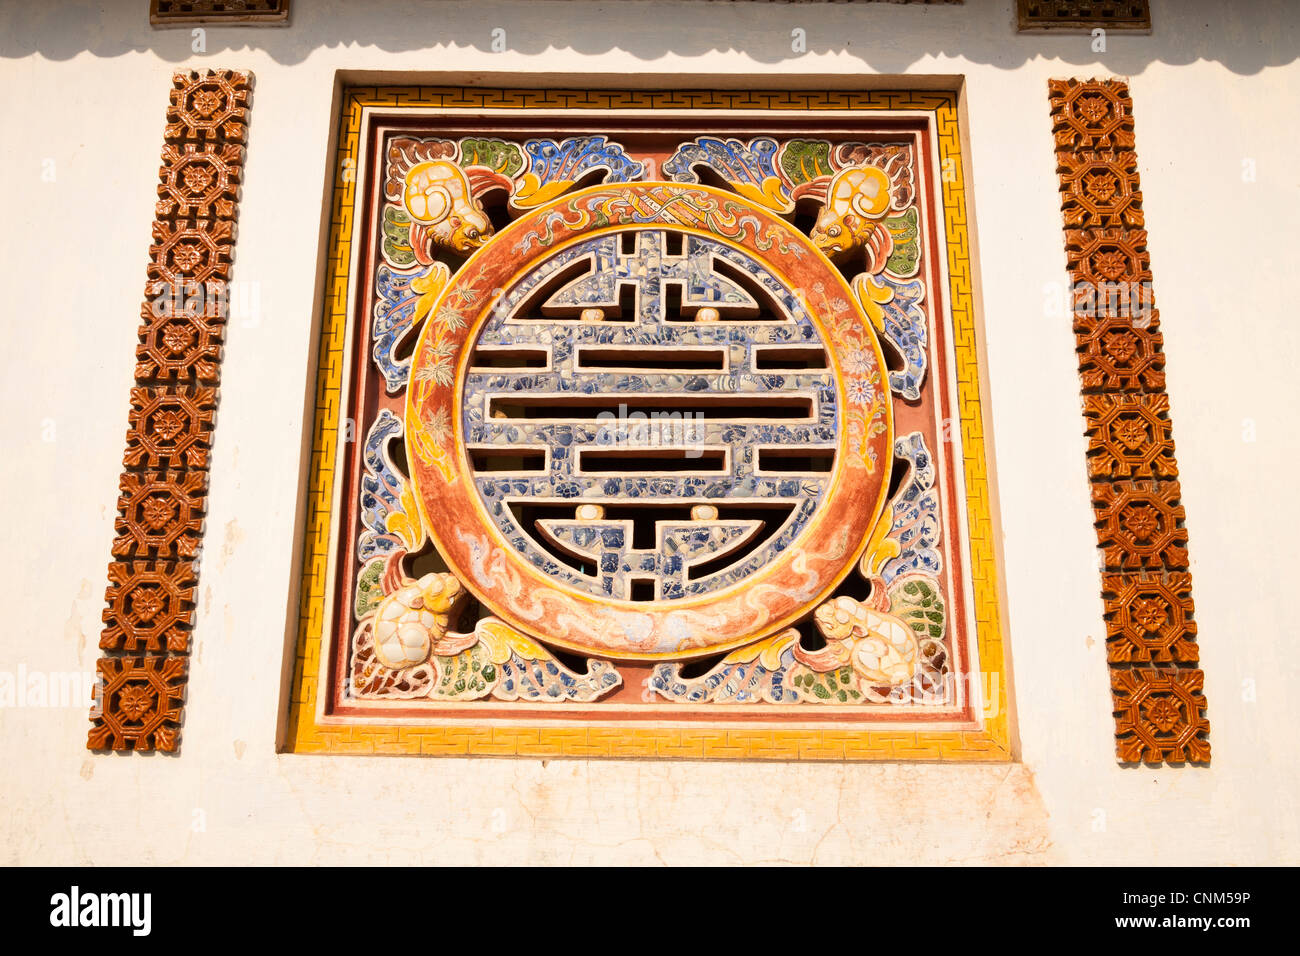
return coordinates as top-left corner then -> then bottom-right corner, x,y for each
1049,78 -> 1209,765
87,69 -> 252,752
288,87 -> 1009,759
461,228 -> 847,606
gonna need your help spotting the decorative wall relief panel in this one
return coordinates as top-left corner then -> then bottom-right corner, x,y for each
288,88 -> 1008,759
1049,78 -> 1209,764
88,69 -> 252,752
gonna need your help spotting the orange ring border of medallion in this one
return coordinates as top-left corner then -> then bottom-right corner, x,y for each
406,187 -> 892,660
284,86 -> 1013,761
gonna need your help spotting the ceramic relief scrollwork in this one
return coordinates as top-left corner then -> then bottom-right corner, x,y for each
339,119 -> 976,727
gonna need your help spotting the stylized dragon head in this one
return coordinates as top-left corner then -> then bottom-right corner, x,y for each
809,165 -> 893,266
402,160 -> 494,257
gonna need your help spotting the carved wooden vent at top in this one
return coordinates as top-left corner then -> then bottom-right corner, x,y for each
150,0 -> 290,26
1018,1 -> 1150,30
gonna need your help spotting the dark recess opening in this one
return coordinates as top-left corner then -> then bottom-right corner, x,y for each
579,449 -> 726,473
488,394 -> 813,420
757,448 -> 835,473
678,651 -> 728,679
470,450 -> 547,472
577,347 -> 726,371
470,348 -> 548,369
755,347 -> 829,370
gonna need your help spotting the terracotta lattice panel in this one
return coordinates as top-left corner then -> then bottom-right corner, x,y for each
285,86 -> 1010,761
1048,78 -> 1208,765
88,69 -> 253,753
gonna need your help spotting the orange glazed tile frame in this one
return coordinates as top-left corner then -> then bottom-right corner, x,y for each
87,69 -> 253,753
284,86 -> 1012,761
1049,78 -> 1209,765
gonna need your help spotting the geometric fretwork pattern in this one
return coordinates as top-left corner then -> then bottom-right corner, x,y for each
1111,667 -> 1210,764
464,231 -> 837,602
1075,311 -> 1166,391
89,69 -> 253,753
1050,78 -> 1208,764
1102,572 -> 1197,664
87,656 -> 189,752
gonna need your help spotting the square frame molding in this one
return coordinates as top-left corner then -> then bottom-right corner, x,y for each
282,83 -> 1014,761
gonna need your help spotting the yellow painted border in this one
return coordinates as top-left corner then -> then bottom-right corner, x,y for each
285,87 -> 1010,760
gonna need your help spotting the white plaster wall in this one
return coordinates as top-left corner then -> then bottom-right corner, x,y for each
0,0 -> 1296,865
